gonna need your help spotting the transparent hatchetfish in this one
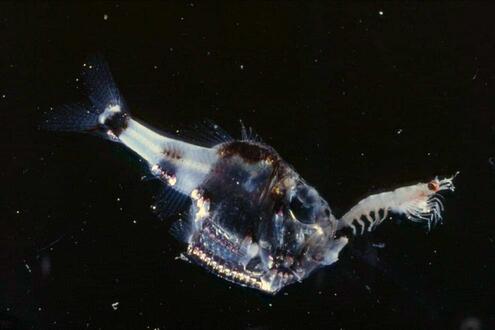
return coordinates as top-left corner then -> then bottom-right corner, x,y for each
43,57 -> 458,294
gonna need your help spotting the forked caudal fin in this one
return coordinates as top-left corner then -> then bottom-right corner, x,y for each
42,55 -> 221,210
41,55 -> 130,141
338,172 -> 459,235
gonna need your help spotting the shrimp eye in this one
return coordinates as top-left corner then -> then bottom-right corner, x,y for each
427,181 -> 438,191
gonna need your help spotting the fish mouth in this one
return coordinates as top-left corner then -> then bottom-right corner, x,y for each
186,244 -> 295,294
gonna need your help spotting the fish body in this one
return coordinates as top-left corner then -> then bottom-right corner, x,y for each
44,57 -> 457,294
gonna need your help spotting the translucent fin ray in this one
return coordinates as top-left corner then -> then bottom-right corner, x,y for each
151,185 -> 191,219
240,120 -> 264,143
83,54 -> 127,112
41,55 -> 130,136
175,119 -> 234,147
41,103 -> 100,132
169,219 -> 192,243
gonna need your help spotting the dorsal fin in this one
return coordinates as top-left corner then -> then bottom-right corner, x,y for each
240,120 -> 264,143
174,119 -> 234,147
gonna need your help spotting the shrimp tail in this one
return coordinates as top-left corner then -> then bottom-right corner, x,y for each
337,172 -> 459,235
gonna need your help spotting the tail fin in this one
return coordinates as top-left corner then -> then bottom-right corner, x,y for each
41,55 -> 130,140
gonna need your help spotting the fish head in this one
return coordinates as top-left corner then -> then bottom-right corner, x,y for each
252,175 -> 341,293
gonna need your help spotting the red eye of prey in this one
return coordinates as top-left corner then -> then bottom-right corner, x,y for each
427,181 -> 438,191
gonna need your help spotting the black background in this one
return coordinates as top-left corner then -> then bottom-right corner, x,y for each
1,2 -> 494,329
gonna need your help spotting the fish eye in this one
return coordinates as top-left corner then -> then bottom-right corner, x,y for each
289,198 -> 315,224
289,196 -> 305,212
295,184 -> 318,204
289,185 -> 318,224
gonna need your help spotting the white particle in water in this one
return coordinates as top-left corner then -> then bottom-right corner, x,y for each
175,253 -> 189,262
112,302 -> 119,310
1,94 -> 5,99
240,64 -> 244,70
379,10 -> 384,16
396,128 -> 403,135
103,14 -> 108,20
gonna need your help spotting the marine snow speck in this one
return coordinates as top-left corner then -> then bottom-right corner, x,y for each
43,57 -> 458,294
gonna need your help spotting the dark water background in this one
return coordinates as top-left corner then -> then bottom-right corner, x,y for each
1,2 -> 494,329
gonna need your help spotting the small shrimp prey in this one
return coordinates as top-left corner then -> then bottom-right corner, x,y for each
339,173 -> 459,234
43,57 -> 458,295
